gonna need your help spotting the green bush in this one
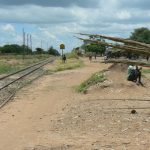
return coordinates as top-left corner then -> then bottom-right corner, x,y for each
66,52 -> 79,59
76,71 -> 106,93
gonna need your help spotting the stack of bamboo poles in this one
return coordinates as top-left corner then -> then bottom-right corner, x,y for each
75,33 -> 150,67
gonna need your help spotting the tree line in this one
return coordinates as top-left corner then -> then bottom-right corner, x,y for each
0,44 -> 60,56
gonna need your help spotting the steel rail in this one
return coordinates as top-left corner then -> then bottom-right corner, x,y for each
0,59 -> 54,91
0,59 -> 54,109
0,58 -> 50,81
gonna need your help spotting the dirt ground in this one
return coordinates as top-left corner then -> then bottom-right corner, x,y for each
0,58 -> 150,150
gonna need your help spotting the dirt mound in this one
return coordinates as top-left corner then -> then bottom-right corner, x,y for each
108,63 -> 128,72
88,63 -> 150,95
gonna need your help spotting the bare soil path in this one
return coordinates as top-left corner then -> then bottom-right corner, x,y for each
0,58 -> 110,150
0,58 -> 150,150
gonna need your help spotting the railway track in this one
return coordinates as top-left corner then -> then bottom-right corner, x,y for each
0,58 -> 54,108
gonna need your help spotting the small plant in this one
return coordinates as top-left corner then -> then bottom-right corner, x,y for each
76,70 -> 106,93
45,59 -> 84,74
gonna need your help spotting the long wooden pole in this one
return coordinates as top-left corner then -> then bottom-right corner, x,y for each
77,33 -> 150,48
75,37 -> 150,56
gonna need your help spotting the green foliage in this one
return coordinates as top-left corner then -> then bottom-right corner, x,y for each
84,43 -> 106,55
0,63 -> 21,74
54,59 -> 83,72
35,47 -> 45,54
142,69 -> 150,74
45,59 -> 83,74
66,51 -> 79,59
0,54 -> 49,60
0,44 -> 32,54
48,46 -> 60,56
72,47 -> 83,56
76,71 -> 106,93
130,27 -> 150,44
81,37 -> 106,55
0,54 -> 50,74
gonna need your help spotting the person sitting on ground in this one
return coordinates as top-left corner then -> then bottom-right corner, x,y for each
127,65 -> 142,84
127,65 -> 135,81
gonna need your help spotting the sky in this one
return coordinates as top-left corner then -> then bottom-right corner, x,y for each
0,0 -> 150,52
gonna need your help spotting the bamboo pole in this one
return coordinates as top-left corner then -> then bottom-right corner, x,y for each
75,37 -> 150,56
102,59 -> 150,67
77,33 -> 150,49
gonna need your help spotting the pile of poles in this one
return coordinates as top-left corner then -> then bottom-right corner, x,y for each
75,33 -> 150,67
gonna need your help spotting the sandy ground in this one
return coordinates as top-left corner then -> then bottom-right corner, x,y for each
0,58 -> 150,150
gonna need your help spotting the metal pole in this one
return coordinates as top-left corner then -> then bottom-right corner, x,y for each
41,40 -> 43,48
23,29 -> 25,59
47,43 -> 48,50
62,49 -> 64,62
27,34 -> 29,48
30,34 -> 32,51
27,34 -> 29,54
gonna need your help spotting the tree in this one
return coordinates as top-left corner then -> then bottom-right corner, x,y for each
81,37 -> 106,55
35,47 -> 45,54
73,47 -> 83,56
48,46 -> 60,56
84,43 -> 106,55
130,27 -> 150,44
0,44 -> 32,54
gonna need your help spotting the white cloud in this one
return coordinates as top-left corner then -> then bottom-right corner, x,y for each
116,11 -> 131,20
1,24 -> 15,32
0,0 -> 149,51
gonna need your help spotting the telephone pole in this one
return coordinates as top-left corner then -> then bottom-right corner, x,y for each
27,34 -> 29,54
23,28 -> 26,59
27,34 -> 29,48
30,34 -> 32,51
47,42 -> 49,51
41,40 -> 43,49
23,28 -> 25,46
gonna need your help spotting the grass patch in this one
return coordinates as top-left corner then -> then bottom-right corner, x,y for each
65,52 -> 79,59
0,63 -> 21,74
142,69 -> 150,74
0,54 -> 52,75
0,54 -> 50,60
76,70 -> 106,93
46,58 -> 84,74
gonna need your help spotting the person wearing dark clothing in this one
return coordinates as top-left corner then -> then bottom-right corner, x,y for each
127,65 -> 142,85
94,53 -> 97,60
135,66 -> 142,84
89,55 -> 92,62
127,65 -> 135,81
146,56 -> 149,61
63,55 -> 66,63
